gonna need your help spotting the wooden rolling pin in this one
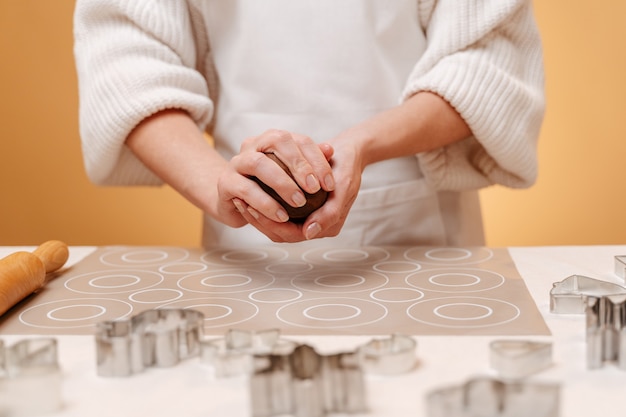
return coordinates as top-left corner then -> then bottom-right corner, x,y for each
0,240 -> 69,317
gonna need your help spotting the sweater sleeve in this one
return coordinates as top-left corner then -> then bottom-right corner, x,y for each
73,0 -> 213,185
407,0 -> 545,190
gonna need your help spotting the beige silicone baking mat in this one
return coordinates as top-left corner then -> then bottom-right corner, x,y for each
0,246 -> 550,336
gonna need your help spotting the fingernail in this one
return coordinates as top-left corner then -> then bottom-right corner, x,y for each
233,199 -> 245,214
306,174 -> 320,192
276,208 -> 289,222
292,191 -> 306,207
324,174 -> 335,191
247,207 -> 260,220
305,222 -> 322,240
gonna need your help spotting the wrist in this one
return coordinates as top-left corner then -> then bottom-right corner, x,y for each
330,125 -> 373,173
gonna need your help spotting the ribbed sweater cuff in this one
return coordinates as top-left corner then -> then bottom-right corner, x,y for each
402,52 -> 542,190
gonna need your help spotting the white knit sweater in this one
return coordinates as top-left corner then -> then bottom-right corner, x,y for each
74,0 -> 544,192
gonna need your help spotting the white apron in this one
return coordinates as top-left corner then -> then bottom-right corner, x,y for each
198,0 -> 485,248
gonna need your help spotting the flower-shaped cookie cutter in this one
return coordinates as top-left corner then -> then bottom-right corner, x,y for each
0,337 -> 63,416
489,340 -> 552,379
426,376 -> 560,417
550,274 -> 626,314
95,308 -> 205,377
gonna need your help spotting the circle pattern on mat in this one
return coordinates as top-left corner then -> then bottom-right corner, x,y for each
370,287 -> 425,303
265,261 -> 313,275
249,288 -> 303,303
302,247 -> 390,265
177,269 -> 274,294
202,247 -> 289,266
159,298 -> 259,328
64,270 -> 164,295
129,289 -> 184,304
373,261 -> 421,274
405,268 -> 504,293
158,262 -> 208,275
404,247 -> 493,265
406,297 -> 520,328
276,297 -> 388,329
19,298 -> 133,329
100,247 -> 189,267
292,269 -> 388,293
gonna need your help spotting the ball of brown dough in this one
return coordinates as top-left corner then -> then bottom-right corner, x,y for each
251,153 -> 328,223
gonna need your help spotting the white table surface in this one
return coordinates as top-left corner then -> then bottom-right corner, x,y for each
1,245 -> 626,417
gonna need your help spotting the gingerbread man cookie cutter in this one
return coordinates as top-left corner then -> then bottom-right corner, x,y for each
250,344 -> 367,417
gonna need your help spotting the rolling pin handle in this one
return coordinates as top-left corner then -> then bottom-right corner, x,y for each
33,240 -> 70,274
0,240 -> 69,317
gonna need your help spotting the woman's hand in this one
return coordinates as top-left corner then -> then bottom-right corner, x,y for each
216,129 -> 335,242
297,126 -> 367,240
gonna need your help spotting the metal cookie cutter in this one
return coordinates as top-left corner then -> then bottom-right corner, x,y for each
200,328 -> 297,378
358,334 -> 417,375
615,256 -> 626,280
0,338 -> 63,416
426,376 -> 560,417
489,340 -> 552,379
96,308 -> 204,377
550,274 -> 626,314
250,344 -> 367,417
586,294 -> 626,370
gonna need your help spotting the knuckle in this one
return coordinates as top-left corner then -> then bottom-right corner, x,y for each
240,136 -> 256,151
294,134 -> 314,146
326,207 -> 344,227
229,153 -> 247,171
249,152 -> 267,171
274,175 -> 295,190
292,157 -> 310,174
265,129 -> 291,145
234,152 -> 268,175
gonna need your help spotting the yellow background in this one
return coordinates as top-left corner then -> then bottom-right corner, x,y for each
1,1 -> 624,247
